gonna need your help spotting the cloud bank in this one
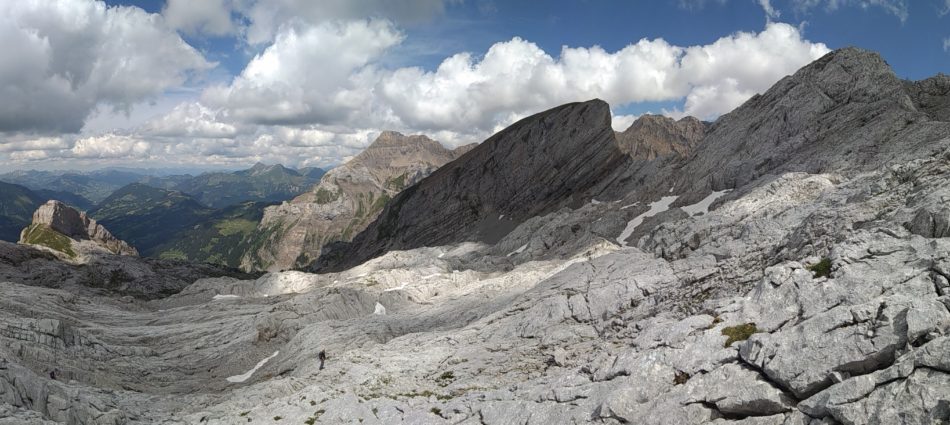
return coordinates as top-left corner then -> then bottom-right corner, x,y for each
0,0 -> 830,170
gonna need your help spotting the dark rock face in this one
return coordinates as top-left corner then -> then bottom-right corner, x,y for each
0,241 -> 257,299
616,115 -> 706,160
906,207 -> 950,238
315,99 -> 633,271
904,73 -> 950,122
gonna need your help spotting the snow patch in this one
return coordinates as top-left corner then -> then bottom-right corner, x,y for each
226,351 -> 279,383
212,294 -> 240,301
507,244 -> 528,257
617,196 -> 679,247
383,282 -> 408,292
621,203 -> 639,210
373,302 -> 387,315
681,190 -> 731,217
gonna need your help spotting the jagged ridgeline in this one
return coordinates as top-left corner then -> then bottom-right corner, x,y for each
315,48 -> 950,271
0,48 -> 949,423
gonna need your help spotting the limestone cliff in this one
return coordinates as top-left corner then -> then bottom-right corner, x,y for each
19,200 -> 137,258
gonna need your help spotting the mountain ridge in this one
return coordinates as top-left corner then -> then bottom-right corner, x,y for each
314,99 -> 634,271
242,131 -> 468,271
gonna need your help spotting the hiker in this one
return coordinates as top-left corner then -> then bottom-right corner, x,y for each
318,350 -> 327,370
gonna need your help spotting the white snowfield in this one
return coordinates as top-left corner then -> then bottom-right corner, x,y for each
617,195 -> 678,246
681,189 -> 731,217
226,351 -> 280,383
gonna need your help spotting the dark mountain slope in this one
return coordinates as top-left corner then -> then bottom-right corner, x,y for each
90,184 -> 214,256
0,181 -> 45,242
315,99 -> 633,271
152,201 -> 272,268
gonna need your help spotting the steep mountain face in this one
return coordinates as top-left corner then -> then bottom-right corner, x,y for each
315,100 -> 633,271
173,163 -> 324,209
658,48 -> 950,195
242,131 -> 467,271
616,114 -> 707,160
90,183 -> 213,256
152,201 -> 272,268
0,181 -> 45,242
19,200 -> 137,258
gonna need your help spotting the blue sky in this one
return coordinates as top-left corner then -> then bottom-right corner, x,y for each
110,0 -> 948,79
1,0 -> 947,171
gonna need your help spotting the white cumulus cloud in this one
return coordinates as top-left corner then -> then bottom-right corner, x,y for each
1,12 -> 830,170
0,0 -> 212,134
202,19 -> 404,125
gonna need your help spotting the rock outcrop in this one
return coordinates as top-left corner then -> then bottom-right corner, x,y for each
242,132 -> 469,271
315,99 -> 633,271
616,114 -> 706,160
19,200 -> 137,258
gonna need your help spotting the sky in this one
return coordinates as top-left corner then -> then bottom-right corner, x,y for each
0,0 -> 947,172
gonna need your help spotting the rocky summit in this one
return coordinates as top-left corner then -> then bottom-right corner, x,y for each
242,131 -> 470,272
616,114 -> 707,160
1,47 -> 949,425
19,200 -> 138,259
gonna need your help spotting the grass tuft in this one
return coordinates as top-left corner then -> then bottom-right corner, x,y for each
721,323 -> 759,348
808,257 -> 833,278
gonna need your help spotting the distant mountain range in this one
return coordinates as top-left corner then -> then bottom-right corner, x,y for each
0,163 -> 325,208
175,163 -> 323,209
0,163 -> 326,268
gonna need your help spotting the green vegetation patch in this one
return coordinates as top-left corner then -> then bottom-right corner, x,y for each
673,370 -> 690,385
304,409 -> 325,425
313,187 -> 340,204
721,323 -> 759,348
158,249 -> 188,261
21,224 -> 76,258
215,218 -> 257,236
808,257 -> 833,279
385,173 -> 407,191
435,371 -> 455,386
369,192 -> 392,216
